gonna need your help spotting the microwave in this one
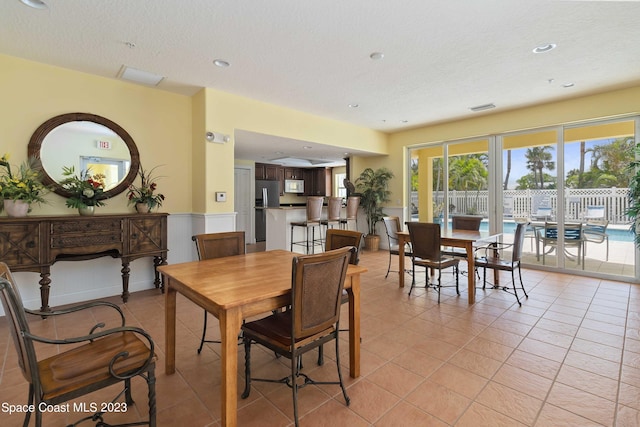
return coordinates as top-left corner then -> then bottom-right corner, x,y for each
284,179 -> 305,193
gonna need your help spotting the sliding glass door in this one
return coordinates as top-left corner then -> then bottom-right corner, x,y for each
408,116 -> 638,281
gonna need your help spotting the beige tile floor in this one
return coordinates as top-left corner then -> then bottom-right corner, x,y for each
1,248 -> 640,426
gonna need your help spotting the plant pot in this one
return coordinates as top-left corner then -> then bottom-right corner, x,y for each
4,200 -> 29,217
364,234 -> 380,251
136,203 -> 151,213
78,206 -> 95,216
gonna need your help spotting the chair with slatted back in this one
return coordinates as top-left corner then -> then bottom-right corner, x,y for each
0,262 -> 157,427
241,247 -> 354,427
192,231 -> 245,353
406,222 -> 460,303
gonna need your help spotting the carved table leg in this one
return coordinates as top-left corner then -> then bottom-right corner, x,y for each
121,261 -> 131,303
153,255 -> 167,292
39,267 -> 51,313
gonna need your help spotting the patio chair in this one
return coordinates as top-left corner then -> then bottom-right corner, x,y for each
583,219 -> 609,261
0,262 -> 157,427
532,206 -> 553,221
192,231 -> 245,354
538,222 -> 584,269
406,222 -> 460,303
241,247 -> 354,427
584,205 -> 605,221
475,222 -> 529,306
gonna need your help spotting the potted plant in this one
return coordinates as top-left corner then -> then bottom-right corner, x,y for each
126,165 -> 165,213
59,166 -> 106,215
355,167 -> 394,251
0,154 -> 48,217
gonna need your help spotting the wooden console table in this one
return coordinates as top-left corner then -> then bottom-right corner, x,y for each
0,213 -> 168,311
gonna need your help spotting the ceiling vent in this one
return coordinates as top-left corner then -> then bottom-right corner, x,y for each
117,65 -> 165,86
469,103 -> 496,112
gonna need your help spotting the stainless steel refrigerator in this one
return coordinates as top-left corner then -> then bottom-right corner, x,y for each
255,180 -> 280,242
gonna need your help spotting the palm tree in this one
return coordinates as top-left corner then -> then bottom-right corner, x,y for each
525,146 -> 555,188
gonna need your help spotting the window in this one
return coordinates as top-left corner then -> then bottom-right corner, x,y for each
335,173 -> 346,198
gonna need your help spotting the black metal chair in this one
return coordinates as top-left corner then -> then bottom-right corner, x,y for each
406,222 -> 460,303
475,222 -> 529,305
382,216 -> 412,278
0,262 -> 156,427
317,228 -> 363,365
192,231 -> 245,353
241,247 -> 354,427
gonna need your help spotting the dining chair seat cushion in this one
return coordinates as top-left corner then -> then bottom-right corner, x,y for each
39,332 -> 155,401
474,256 -> 515,272
243,311 -> 335,349
412,256 -> 459,269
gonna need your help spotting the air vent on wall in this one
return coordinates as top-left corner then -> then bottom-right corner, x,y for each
469,103 -> 496,112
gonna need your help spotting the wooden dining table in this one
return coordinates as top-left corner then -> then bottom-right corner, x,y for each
158,249 -> 367,427
397,229 -> 499,304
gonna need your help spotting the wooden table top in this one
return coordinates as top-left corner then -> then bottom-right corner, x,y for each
158,249 -> 367,310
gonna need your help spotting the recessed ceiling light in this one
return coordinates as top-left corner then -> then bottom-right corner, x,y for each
562,83 -> 575,88
348,104 -> 359,108
19,0 -> 47,9
303,146 -> 312,150
275,151 -> 284,155
401,120 -> 408,123
213,59 -> 230,68
533,43 -> 557,53
369,52 -> 384,60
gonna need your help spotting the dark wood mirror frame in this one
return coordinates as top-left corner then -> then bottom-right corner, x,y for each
27,112 -> 140,199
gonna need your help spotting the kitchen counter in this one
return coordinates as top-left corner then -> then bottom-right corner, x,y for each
265,205 -> 345,252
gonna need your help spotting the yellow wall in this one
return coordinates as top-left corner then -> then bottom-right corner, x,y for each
203,88 -> 389,213
384,85 -> 640,208
0,54 -> 192,215
0,54 -> 389,216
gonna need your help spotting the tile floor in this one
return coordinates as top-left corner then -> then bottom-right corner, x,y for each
1,249 -> 640,426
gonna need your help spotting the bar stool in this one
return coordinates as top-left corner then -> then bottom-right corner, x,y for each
320,196 -> 342,237
290,196 -> 324,254
340,196 -> 360,230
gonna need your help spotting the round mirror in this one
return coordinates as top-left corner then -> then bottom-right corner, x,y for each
27,113 -> 140,199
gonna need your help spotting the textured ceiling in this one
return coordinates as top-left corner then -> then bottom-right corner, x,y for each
2,0 -> 640,165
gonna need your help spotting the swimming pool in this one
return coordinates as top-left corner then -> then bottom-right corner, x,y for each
477,220 -> 631,242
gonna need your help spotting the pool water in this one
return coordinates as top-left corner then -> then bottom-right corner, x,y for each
481,221 -> 633,242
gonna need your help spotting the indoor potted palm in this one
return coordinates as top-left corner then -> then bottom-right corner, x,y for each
355,167 -> 394,251
0,154 -> 48,217
126,165 -> 165,213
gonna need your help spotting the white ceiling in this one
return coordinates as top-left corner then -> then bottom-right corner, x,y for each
2,0 -> 640,166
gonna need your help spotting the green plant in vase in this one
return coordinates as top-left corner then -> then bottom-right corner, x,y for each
0,154 -> 48,216
126,165 -> 165,213
60,166 -> 106,214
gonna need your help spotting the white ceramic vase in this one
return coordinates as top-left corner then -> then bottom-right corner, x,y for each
4,200 -> 30,217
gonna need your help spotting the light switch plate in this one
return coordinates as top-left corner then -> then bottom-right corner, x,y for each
215,192 -> 226,202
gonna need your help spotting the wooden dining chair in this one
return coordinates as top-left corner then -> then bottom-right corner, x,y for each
317,228 -> 363,365
192,231 -> 245,353
241,247 -> 354,427
0,262 -> 157,427
382,216 -> 413,278
475,222 -> 529,305
406,222 -> 460,303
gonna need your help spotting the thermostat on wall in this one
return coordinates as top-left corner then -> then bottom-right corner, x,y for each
215,192 -> 226,202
